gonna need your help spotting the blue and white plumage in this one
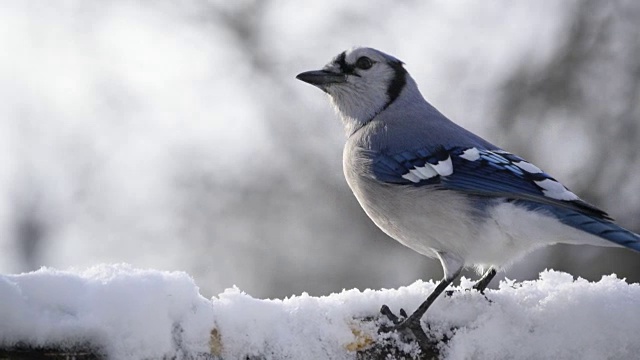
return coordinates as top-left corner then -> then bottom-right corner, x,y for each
296,47 -> 640,342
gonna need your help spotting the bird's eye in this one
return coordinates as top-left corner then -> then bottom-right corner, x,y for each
355,56 -> 373,70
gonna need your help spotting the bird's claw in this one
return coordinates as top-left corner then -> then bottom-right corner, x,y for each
379,304 -> 402,328
399,308 -> 408,318
378,305 -> 432,353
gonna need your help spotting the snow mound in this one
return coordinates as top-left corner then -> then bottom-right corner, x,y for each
1,265 -> 640,359
0,264 -> 214,359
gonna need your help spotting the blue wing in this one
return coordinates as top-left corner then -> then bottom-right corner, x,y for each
372,145 -> 640,250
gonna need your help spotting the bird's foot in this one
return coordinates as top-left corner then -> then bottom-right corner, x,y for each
378,305 -> 433,354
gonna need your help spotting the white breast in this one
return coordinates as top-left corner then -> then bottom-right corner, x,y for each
342,143 -> 479,260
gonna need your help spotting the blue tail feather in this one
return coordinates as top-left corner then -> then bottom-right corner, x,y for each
514,200 -> 640,252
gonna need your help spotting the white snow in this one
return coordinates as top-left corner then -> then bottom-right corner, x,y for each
0,264 -> 215,359
2,265 -> 640,359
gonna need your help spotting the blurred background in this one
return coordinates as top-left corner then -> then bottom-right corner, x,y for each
1,0 -> 638,299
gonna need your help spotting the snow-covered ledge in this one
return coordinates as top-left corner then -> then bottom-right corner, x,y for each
1,264 -> 639,359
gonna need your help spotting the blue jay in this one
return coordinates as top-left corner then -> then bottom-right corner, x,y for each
296,47 -> 640,344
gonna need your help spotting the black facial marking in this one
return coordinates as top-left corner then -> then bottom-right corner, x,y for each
334,51 -> 357,75
383,61 -> 407,110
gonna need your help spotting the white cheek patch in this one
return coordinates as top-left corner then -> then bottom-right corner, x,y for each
460,147 -> 481,161
401,156 -> 452,183
534,179 -> 579,201
514,161 -> 542,174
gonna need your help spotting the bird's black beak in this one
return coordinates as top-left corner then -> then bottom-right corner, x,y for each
296,70 -> 347,87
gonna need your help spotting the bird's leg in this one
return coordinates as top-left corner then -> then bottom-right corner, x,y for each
400,275 -> 457,338
379,270 -> 461,352
472,267 -> 496,294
